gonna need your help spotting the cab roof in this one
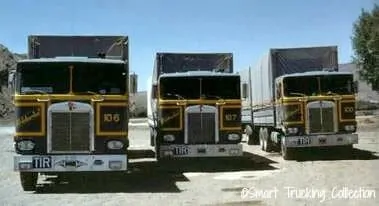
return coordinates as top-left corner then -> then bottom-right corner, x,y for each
18,57 -> 125,64
159,71 -> 239,78
278,71 -> 353,80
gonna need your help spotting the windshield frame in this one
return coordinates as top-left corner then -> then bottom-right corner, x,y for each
159,75 -> 241,100
16,61 -> 71,94
16,61 -> 127,95
71,62 -> 127,95
282,74 -> 355,98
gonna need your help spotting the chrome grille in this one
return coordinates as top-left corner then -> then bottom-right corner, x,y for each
51,112 -> 90,152
187,112 -> 216,144
308,101 -> 335,134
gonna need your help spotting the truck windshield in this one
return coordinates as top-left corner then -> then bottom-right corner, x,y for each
320,74 -> 354,95
161,54 -> 232,73
72,62 -> 126,94
159,76 -> 240,100
16,62 -> 70,94
283,74 -> 354,97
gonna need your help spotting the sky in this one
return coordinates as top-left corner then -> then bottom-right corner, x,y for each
0,0 -> 376,91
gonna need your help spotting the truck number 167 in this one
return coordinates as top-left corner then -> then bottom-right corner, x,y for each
225,114 -> 238,121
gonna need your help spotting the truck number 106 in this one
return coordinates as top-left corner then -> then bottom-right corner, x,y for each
104,113 -> 120,123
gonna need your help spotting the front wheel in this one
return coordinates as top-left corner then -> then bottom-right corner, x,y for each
150,127 -> 155,147
260,128 -> 274,152
337,145 -> 353,157
246,125 -> 259,145
20,172 -> 38,191
281,144 -> 295,160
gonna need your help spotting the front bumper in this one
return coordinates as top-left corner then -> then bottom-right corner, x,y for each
159,144 -> 243,158
283,133 -> 358,148
14,154 -> 127,172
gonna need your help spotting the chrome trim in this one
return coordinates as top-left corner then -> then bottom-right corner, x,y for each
306,100 -> 337,135
184,105 -> 218,144
47,102 -> 94,153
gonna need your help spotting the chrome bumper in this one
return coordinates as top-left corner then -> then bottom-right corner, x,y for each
159,144 -> 243,158
283,133 -> 358,148
14,154 -> 127,172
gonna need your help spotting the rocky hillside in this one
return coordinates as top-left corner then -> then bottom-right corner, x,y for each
0,44 -> 26,118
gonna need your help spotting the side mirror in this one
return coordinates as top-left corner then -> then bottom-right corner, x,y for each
242,83 -> 248,99
152,84 -> 158,99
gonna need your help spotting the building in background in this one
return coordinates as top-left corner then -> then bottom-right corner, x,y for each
339,63 -> 379,105
129,73 -> 147,117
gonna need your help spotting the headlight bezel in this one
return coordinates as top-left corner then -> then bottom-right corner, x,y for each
16,140 -> 35,151
227,133 -> 240,141
107,140 -> 124,150
287,127 -> 298,134
344,125 -> 356,132
163,134 -> 175,142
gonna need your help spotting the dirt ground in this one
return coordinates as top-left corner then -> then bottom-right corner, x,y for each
0,114 -> 378,206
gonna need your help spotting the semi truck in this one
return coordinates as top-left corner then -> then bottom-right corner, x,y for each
147,53 -> 243,160
239,46 -> 358,160
13,35 -> 130,191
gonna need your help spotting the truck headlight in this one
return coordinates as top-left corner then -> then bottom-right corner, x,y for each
163,134 -> 175,142
344,125 -> 356,132
227,133 -> 240,141
286,127 -> 298,135
107,140 -> 124,150
16,140 -> 35,151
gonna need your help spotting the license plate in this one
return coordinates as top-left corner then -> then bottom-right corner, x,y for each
173,146 -> 189,155
297,137 -> 311,145
32,156 -> 52,168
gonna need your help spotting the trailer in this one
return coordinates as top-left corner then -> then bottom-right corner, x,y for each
147,53 -> 243,160
240,46 -> 358,160
13,35 -> 130,191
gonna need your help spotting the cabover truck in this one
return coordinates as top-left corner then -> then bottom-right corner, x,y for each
13,35 -> 130,191
239,46 -> 358,160
147,53 -> 243,160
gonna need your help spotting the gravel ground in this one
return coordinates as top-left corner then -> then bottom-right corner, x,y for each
0,116 -> 378,206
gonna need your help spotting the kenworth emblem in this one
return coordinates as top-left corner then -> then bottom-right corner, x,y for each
68,101 -> 76,111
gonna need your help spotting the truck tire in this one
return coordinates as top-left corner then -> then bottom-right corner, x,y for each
259,128 -> 274,152
337,145 -> 353,157
246,125 -> 258,145
281,143 -> 295,160
150,127 -> 155,147
20,172 -> 38,191
154,136 -> 161,160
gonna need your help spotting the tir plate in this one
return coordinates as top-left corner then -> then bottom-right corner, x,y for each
173,146 -> 189,155
32,156 -> 52,169
297,137 -> 311,145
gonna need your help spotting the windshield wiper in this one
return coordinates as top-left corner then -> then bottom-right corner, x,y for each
21,89 -> 51,102
289,92 -> 306,97
165,92 -> 185,100
201,94 -> 224,100
76,91 -> 105,101
325,91 -> 343,100
21,89 -> 49,95
202,94 -> 227,105
326,91 -> 340,96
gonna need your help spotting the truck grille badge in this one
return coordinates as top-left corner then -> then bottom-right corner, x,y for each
55,160 -> 87,168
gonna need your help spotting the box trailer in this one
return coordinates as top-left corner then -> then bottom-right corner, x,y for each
240,46 -> 358,159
